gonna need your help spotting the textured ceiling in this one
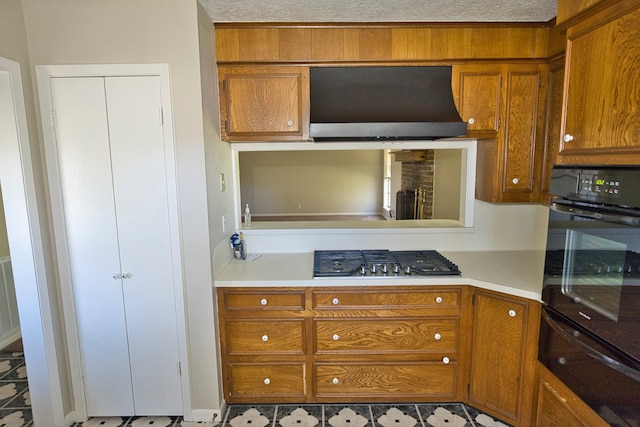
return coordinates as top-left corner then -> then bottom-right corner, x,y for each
199,0 -> 558,23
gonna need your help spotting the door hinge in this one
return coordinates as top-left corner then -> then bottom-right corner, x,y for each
49,109 -> 57,128
472,293 -> 475,305
78,362 -> 84,379
159,107 -> 164,126
222,79 -> 227,91
177,361 -> 182,377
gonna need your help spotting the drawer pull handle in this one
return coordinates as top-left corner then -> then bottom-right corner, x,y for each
435,296 -> 443,304
442,357 -> 450,364
508,309 -> 517,317
332,377 -> 339,385
332,334 -> 340,341
263,378 -> 270,385
262,335 -> 269,342
332,298 -> 339,305
260,298 -> 268,306
434,333 -> 442,341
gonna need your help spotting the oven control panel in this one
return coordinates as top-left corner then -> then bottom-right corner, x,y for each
578,174 -> 621,198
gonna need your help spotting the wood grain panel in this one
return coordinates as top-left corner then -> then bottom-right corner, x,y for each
541,64 -> 565,195
454,66 -> 502,133
314,318 -> 458,353
223,290 -> 305,311
226,319 -> 304,354
279,28 -> 312,60
313,288 -> 460,310
228,363 -> 306,400
311,28 -> 345,60
503,71 -> 540,192
358,28 -> 392,60
315,362 -> 456,398
469,291 -> 529,420
561,7 -> 640,155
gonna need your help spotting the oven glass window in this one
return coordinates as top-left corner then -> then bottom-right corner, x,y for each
562,230 -> 626,321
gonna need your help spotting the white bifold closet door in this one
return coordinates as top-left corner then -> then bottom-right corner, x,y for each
50,76 -> 182,416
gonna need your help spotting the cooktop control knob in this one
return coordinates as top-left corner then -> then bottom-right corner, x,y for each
405,265 -> 411,275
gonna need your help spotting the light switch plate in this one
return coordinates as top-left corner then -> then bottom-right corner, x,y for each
219,173 -> 226,192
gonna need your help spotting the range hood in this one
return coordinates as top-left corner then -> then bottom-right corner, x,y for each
309,66 -> 467,141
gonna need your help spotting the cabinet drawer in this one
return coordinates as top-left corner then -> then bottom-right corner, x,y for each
313,289 -> 460,310
314,318 -> 458,353
227,319 -> 305,355
315,362 -> 457,398
221,290 -> 305,311
228,363 -> 306,399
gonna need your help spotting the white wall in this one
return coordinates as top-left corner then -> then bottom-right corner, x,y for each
0,1 -> 72,424
240,150 -> 384,215
240,201 -> 550,253
21,0 -> 220,416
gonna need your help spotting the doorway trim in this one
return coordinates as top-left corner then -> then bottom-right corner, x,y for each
0,57 -> 66,425
36,64 -> 192,421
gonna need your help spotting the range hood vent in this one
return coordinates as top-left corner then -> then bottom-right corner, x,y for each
309,66 -> 467,141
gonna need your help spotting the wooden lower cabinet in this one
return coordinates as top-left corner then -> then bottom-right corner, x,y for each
468,289 -> 541,426
216,285 -> 540,426
534,362 -> 609,427
314,362 -> 457,400
227,363 -> 307,401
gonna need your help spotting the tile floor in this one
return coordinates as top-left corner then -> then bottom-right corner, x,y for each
70,403 -> 511,427
1,347 -> 511,427
0,350 -> 32,426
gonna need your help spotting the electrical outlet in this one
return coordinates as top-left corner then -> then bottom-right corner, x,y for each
297,203 -> 302,209
221,215 -> 227,233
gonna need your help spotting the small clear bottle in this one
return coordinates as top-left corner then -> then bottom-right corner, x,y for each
244,204 -> 251,226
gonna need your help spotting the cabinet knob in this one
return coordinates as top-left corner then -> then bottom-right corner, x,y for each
563,134 -> 574,143
468,118 -> 475,125
332,334 -> 340,341
434,333 -> 442,341
512,177 -> 519,185
508,309 -> 517,317
262,335 -> 269,342
435,296 -> 443,304
287,120 -> 294,126
260,298 -> 268,306
332,298 -> 339,305
442,357 -> 450,364
263,378 -> 270,385
332,377 -> 339,385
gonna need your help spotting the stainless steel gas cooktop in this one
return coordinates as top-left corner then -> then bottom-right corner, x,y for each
313,249 -> 461,278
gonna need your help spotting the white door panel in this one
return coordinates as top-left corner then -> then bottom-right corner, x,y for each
50,77 -> 134,415
50,75 -> 182,416
104,76 -> 182,414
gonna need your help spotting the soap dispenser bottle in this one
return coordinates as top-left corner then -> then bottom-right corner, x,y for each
244,204 -> 251,226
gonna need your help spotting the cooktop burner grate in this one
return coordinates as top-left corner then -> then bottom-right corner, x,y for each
313,249 -> 461,278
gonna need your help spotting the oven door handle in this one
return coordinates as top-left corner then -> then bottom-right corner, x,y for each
550,201 -> 640,227
542,308 -> 640,382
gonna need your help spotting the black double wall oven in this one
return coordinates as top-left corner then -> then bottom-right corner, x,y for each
540,165 -> 640,426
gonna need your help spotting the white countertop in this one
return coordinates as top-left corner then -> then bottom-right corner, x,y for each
214,250 -> 545,301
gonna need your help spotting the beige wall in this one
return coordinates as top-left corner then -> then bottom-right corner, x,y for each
0,189 -> 9,258
21,0 -> 220,414
240,150 -> 384,215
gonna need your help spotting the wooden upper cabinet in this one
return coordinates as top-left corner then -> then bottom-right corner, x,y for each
218,66 -> 310,142
472,63 -> 547,203
502,68 -> 543,195
452,64 -> 502,135
541,59 -> 565,198
556,0 -> 607,25
560,4 -> 640,158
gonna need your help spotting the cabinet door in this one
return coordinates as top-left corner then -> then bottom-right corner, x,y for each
469,290 -> 539,424
51,76 -> 182,416
535,363 -> 610,427
501,69 -> 541,195
561,7 -> 640,156
220,66 -> 309,141
541,63 -> 565,197
452,65 -> 502,134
